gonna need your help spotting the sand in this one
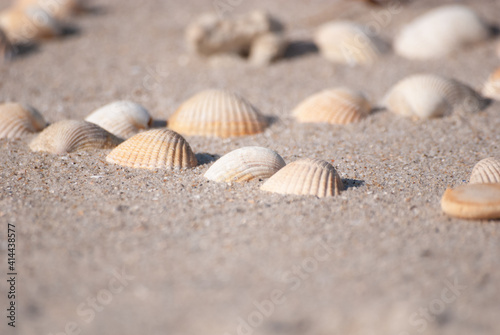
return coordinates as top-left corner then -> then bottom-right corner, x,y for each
1,0 -> 500,334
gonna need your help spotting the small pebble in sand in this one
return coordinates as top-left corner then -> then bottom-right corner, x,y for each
204,146 -> 285,183
481,67 -> 500,101
261,158 -> 344,198
168,89 -> 268,138
292,87 -> 372,124
314,21 -> 388,66
30,120 -> 122,154
185,10 -> 286,65
106,129 -> 197,170
470,157 -> 500,184
382,73 -> 488,120
85,101 -> 152,140
394,5 -> 492,60
441,184 -> 500,220
0,102 -> 46,139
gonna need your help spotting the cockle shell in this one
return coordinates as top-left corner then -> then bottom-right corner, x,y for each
16,0 -> 86,19
382,74 -> 489,119
0,102 -> 46,139
292,87 -> 371,124
260,158 -> 344,197
441,184 -> 500,220
482,68 -> 500,100
0,6 -> 60,43
30,120 -> 122,154
85,101 -> 152,139
106,129 -> 197,170
470,157 -> 500,184
168,89 -> 268,138
314,21 -> 388,66
204,146 -> 286,183
394,5 -> 491,60
0,28 -> 14,61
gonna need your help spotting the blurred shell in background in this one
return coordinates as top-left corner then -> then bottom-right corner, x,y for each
482,67 -> 500,100
0,102 -> 47,139
16,0 -> 87,20
470,157 -> 500,184
394,5 -> 491,60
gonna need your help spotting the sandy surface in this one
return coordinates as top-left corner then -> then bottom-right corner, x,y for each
1,0 -> 500,334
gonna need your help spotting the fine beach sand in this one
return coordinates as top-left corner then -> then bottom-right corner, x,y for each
1,0 -> 500,334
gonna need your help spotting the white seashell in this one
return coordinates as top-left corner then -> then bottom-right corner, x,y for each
106,129 -> 197,170
249,32 -> 287,66
292,87 -> 371,124
204,146 -> 285,183
169,89 -> 268,138
382,74 -> 488,119
0,6 -> 60,43
85,101 -> 152,139
0,102 -> 46,139
30,120 -> 122,154
314,21 -> 388,66
260,158 -> 344,197
482,67 -> 500,100
470,157 -> 500,184
394,5 -> 491,60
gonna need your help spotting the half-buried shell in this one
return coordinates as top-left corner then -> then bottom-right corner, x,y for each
293,88 -> 371,124
0,102 -> 46,139
482,67 -> 500,100
260,158 -> 344,197
204,146 -> 285,183
441,184 -> 500,220
470,157 -> 500,184
0,6 -> 60,43
85,101 -> 152,139
382,74 -> 488,119
106,129 -> 197,170
16,0 -> 86,19
30,120 -> 122,154
168,89 -> 268,138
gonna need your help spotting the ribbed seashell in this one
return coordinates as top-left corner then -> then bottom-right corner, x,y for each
382,74 -> 488,119
85,101 -> 152,139
106,129 -> 197,170
260,158 -> 344,197
482,68 -> 500,100
0,6 -> 60,43
314,21 -> 388,66
0,28 -> 14,61
168,89 -> 268,138
30,120 -> 122,154
470,157 -> 500,184
0,102 -> 46,139
204,146 -> 285,183
394,5 -> 491,60
292,88 -> 371,124
16,0 -> 86,19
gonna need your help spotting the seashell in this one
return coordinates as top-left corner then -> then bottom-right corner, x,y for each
0,102 -> 46,139
292,87 -> 371,124
441,184 -> 500,220
260,158 -> 344,197
0,28 -> 14,61
249,32 -> 287,66
30,120 -> 122,154
470,157 -> 500,184
85,101 -> 152,139
0,6 -> 60,43
168,89 -> 268,138
314,21 -> 388,66
481,67 -> 500,100
204,146 -> 285,183
16,0 -> 86,19
106,129 -> 197,170
382,74 -> 489,119
394,5 -> 491,60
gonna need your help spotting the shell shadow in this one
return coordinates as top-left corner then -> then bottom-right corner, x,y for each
150,119 -> 167,128
283,40 -> 318,59
196,153 -> 220,166
12,43 -> 40,59
342,178 -> 365,190
60,25 -> 81,37
266,115 -> 280,127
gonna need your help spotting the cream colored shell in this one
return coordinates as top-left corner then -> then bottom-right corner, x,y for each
382,74 -> 488,119
85,101 -> 152,139
0,6 -> 60,43
260,158 -> 344,197
0,102 -> 46,139
470,157 -> 500,184
106,129 -> 197,170
168,89 -> 268,138
482,67 -> 500,100
204,146 -> 285,183
314,21 -> 387,66
441,184 -> 500,220
16,0 -> 85,19
292,88 -> 371,124
30,120 -> 122,154
394,5 -> 491,60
